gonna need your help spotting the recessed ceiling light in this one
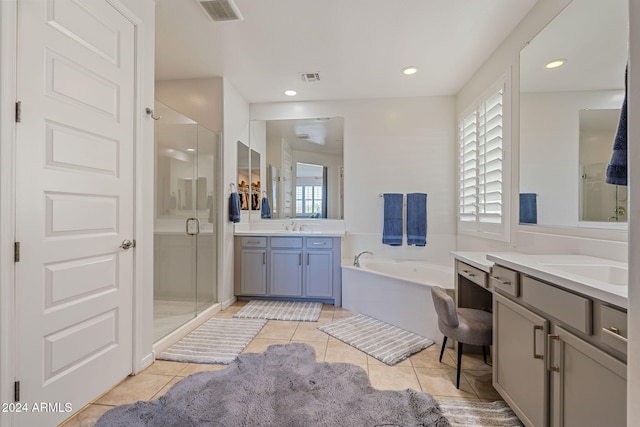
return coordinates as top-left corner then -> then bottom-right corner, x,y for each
401,66 -> 418,75
545,59 -> 566,69
186,148 -> 195,152
284,89 -> 297,96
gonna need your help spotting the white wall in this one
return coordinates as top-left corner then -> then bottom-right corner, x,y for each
222,80 -> 250,308
251,96 -> 457,265
627,1 -> 640,422
155,78 -> 223,133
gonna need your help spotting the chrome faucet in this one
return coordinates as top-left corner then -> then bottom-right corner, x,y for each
353,251 -> 373,267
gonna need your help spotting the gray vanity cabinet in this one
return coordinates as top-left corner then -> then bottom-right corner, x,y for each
270,237 -> 304,296
492,266 -> 627,427
549,326 -> 626,427
494,293 -> 549,427
305,238 -> 335,298
234,235 -> 342,305
238,237 -> 267,295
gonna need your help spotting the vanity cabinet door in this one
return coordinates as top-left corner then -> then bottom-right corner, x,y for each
305,251 -> 333,298
270,250 -> 303,296
549,326 -> 626,427
494,293 -> 549,427
240,249 -> 267,295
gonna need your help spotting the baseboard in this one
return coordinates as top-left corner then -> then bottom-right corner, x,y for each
152,303 -> 221,355
222,296 -> 237,310
134,352 -> 155,374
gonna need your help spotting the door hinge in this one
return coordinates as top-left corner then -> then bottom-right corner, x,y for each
14,381 -> 20,402
14,242 -> 20,262
15,101 -> 21,123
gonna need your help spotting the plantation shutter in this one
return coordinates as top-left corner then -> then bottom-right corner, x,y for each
477,89 -> 503,224
457,73 -> 509,241
458,113 -> 478,223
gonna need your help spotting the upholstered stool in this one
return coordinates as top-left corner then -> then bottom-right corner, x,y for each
430,285 -> 492,389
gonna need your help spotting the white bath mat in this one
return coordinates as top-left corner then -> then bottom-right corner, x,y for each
438,400 -> 523,426
157,318 -> 266,364
233,300 -> 322,322
318,313 -> 433,365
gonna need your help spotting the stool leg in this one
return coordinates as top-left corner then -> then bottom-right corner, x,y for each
439,336 -> 447,363
482,345 -> 488,364
456,342 -> 463,389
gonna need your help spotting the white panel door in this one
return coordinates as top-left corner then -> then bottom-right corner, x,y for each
15,0 -> 135,425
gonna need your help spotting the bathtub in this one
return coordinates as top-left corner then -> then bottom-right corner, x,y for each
341,259 -> 454,344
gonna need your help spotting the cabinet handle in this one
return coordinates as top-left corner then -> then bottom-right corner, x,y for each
462,269 -> 475,277
491,276 -> 511,286
307,253 -> 310,265
263,252 -> 266,264
247,240 -> 260,244
546,334 -> 560,372
312,242 -> 327,246
299,253 -> 302,265
532,325 -> 544,359
606,326 -> 621,335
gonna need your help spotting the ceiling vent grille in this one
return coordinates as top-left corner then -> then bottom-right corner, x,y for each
300,72 -> 321,83
197,0 -> 243,22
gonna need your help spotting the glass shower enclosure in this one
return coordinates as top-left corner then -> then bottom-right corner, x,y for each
153,101 -> 218,342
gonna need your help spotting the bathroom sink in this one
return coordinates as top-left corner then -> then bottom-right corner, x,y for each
540,263 -> 628,286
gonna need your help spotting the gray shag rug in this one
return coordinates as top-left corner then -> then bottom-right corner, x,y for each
96,343 -> 450,427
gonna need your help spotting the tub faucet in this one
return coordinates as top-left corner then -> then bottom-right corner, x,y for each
353,251 -> 373,267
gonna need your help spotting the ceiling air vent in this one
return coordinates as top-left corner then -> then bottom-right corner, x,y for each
300,72 -> 321,83
197,0 -> 243,22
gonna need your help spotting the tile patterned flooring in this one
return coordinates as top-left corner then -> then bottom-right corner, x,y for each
61,302 -> 502,426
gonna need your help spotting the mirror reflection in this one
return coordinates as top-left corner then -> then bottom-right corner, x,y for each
237,141 -> 250,210
248,117 -> 344,220
579,109 -> 627,222
519,0 -> 628,228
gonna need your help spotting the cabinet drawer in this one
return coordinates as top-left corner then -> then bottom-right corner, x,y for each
490,265 -> 519,296
270,237 -> 303,248
306,237 -> 333,249
522,276 -> 592,334
600,305 -> 627,355
241,237 -> 267,247
456,260 -> 487,288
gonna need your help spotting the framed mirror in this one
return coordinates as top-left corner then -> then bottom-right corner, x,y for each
237,141 -> 250,210
249,148 -> 261,211
519,0 -> 628,229
248,117 -> 344,220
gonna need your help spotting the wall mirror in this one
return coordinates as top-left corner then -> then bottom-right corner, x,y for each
519,0 -> 628,229
237,141 -> 250,210
247,117 -> 344,220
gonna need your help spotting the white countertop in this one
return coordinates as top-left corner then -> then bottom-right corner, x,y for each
451,251 -> 493,273
486,252 -> 628,309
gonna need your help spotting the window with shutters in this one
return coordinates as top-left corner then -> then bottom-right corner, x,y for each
457,74 -> 511,241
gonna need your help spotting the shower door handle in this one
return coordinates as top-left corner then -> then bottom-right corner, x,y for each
186,218 -> 200,235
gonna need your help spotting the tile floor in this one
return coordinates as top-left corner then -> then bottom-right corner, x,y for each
61,302 -> 501,426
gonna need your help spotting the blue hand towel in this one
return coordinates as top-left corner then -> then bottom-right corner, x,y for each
229,192 -> 241,223
406,193 -> 427,246
606,65 -> 627,186
382,193 -> 403,246
519,193 -> 537,224
261,197 -> 271,219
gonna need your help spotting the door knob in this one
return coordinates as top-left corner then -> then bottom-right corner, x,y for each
120,239 -> 135,250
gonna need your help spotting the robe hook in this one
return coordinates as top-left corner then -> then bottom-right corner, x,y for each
145,108 -> 161,120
